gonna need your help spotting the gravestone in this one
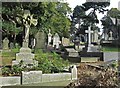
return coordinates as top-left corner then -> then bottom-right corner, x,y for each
47,29 -> 52,45
30,37 -> 35,49
93,30 -> 99,43
12,47 -> 38,67
104,33 -> 109,40
35,31 -> 46,49
65,48 -> 79,57
62,37 -> 70,46
53,33 -> 60,49
71,65 -> 77,80
12,10 -> 38,67
108,31 -> 113,40
3,37 -> 9,49
9,42 -> 14,49
85,26 -> 94,52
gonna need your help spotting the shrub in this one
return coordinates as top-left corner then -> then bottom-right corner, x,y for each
2,66 -> 11,76
35,50 -> 70,73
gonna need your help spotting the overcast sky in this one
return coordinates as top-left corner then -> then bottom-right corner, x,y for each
66,0 -> 120,30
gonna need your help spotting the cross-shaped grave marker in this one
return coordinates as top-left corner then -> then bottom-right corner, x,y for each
22,10 -> 37,47
85,26 -> 93,46
85,26 -> 94,52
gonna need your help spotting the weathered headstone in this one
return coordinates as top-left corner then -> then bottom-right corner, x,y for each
3,37 -> 9,49
9,42 -> 14,49
108,31 -> 113,40
93,30 -> 99,43
35,31 -> 46,49
29,37 -> 35,49
65,48 -> 79,57
104,33 -> 109,40
47,30 -> 52,45
12,47 -> 38,67
71,65 -> 77,80
62,37 -> 70,46
53,33 -> 60,49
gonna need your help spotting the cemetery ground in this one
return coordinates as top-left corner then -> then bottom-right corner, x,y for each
1,48 -> 70,76
1,46 -> 119,87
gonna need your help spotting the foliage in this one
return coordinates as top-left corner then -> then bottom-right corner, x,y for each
107,8 -> 120,19
1,66 -> 11,76
35,49 -> 70,73
2,2 -> 71,38
70,1 -> 110,40
101,8 -> 120,40
11,65 -> 23,75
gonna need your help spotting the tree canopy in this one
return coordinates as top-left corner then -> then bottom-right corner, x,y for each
70,1 -> 110,40
2,2 -> 72,38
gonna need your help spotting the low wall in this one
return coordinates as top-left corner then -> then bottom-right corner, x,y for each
0,65 -> 77,86
22,72 -> 73,84
0,76 -> 20,86
22,65 -> 77,85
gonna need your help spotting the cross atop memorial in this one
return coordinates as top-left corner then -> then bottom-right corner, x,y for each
85,26 -> 93,46
22,10 -> 37,47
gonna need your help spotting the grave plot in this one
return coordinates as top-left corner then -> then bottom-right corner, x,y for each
65,63 -> 119,88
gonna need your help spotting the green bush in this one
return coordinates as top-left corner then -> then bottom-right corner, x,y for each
2,66 -> 11,76
35,50 -> 70,73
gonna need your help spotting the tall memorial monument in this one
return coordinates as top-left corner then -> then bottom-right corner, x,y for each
12,10 -> 38,67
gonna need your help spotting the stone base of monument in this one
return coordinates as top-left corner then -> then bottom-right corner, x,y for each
81,57 -> 99,63
80,52 -> 104,61
12,47 -> 38,67
87,45 -> 100,52
63,48 -> 81,63
65,48 -> 79,57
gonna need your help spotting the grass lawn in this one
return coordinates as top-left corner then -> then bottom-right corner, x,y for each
102,46 -> 120,52
2,49 -> 19,66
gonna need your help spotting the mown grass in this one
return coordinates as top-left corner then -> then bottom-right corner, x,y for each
102,46 -> 120,52
2,48 -> 19,66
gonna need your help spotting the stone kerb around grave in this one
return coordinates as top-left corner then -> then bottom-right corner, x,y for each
0,65 -> 77,86
21,65 -> 77,85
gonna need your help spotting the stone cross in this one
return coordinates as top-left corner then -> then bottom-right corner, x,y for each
85,26 -> 93,46
22,10 -> 37,47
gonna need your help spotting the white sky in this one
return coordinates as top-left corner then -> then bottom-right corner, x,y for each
65,0 -> 120,30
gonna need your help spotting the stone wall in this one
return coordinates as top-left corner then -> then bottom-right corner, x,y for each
22,71 -> 75,85
22,71 -> 42,84
0,76 -> 20,86
22,65 -> 77,85
42,73 -> 71,83
0,65 -> 77,86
